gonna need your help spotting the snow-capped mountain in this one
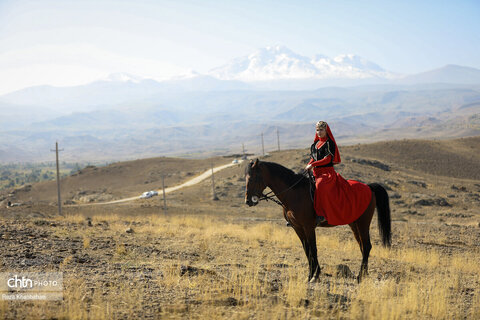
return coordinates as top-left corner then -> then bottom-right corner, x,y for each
209,46 -> 397,81
102,72 -> 144,83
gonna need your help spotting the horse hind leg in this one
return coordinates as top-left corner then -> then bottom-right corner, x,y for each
352,193 -> 376,282
349,222 -> 372,282
358,229 -> 372,281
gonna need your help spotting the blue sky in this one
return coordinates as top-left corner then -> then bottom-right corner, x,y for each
0,0 -> 479,94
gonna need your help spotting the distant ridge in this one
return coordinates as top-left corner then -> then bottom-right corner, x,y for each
6,136 -> 480,205
342,136 -> 480,180
399,64 -> 480,85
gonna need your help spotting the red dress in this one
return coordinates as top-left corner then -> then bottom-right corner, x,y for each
308,126 -> 372,225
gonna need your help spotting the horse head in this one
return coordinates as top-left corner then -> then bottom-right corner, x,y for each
244,159 -> 267,207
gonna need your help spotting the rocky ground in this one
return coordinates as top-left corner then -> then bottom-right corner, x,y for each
1,138 -> 479,319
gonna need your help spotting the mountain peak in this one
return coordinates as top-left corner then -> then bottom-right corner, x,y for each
103,73 -> 143,83
209,46 -> 391,81
210,46 -> 315,81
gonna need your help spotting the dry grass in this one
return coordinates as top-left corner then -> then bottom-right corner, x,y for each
1,212 -> 478,319
2,137 -> 480,319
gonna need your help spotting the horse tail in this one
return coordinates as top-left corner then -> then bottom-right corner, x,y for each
369,183 -> 391,247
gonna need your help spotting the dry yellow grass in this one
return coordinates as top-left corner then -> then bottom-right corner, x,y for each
2,136 -> 480,319
2,212 -> 477,319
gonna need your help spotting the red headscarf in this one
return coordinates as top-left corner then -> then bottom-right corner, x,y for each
313,122 -> 341,164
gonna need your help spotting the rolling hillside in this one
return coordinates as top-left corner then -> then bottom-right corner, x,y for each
341,136 -> 480,180
4,136 -> 479,208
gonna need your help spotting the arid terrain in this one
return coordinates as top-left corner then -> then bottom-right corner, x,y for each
1,136 -> 479,319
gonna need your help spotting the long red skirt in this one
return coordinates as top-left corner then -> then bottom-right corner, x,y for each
313,167 -> 372,226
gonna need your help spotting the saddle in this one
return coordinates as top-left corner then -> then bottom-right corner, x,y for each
302,170 -> 316,203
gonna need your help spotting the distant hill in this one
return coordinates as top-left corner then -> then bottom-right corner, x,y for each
399,65 -> 480,85
1,83 -> 479,163
7,156 -> 233,204
342,136 -> 480,180
6,136 -> 480,207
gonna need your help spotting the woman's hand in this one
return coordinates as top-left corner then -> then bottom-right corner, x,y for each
305,164 -> 312,170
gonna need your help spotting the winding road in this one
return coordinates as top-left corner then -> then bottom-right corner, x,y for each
79,160 -> 242,206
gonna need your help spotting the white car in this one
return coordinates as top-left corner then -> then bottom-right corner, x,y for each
232,159 -> 239,164
140,191 -> 158,199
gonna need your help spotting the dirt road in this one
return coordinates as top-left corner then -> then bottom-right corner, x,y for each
81,161 -> 241,205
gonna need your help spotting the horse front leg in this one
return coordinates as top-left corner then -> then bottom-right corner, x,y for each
292,226 -> 315,281
304,226 -> 321,282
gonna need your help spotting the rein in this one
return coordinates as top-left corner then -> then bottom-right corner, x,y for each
258,169 -> 309,208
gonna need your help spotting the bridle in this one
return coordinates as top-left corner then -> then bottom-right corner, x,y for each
249,165 -> 310,208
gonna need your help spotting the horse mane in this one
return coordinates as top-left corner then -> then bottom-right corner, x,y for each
261,161 -> 309,188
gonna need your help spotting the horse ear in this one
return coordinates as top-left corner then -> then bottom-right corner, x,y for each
253,158 -> 259,167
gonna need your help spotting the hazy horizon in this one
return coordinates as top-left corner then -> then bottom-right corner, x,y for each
1,0 -> 480,95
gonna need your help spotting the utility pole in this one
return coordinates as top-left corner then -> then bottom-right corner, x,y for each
261,132 -> 265,156
242,143 -> 246,160
50,142 -> 64,216
162,174 -> 167,214
211,164 -> 218,201
276,128 -> 280,151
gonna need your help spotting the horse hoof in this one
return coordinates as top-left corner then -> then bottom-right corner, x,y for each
357,273 -> 368,283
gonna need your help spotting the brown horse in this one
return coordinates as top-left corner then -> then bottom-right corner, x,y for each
245,159 -> 391,282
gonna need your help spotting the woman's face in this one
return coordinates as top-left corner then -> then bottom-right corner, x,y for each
316,127 -> 327,138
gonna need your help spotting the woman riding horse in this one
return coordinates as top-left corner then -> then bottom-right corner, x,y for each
244,121 -> 391,282
307,121 -> 372,227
